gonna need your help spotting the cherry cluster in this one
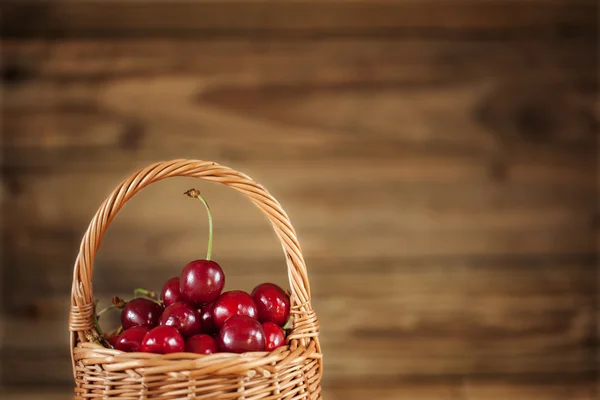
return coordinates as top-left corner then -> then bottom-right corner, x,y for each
99,189 -> 292,355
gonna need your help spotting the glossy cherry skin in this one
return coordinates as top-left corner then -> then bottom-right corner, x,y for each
186,334 -> 219,354
114,326 -> 149,352
107,334 -> 120,349
161,277 -> 183,307
212,290 -> 258,329
262,322 -> 286,351
251,283 -> 291,326
141,326 -> 185,354
121,298 -> 163,330
180,260 -> 225,306
217,315 -> 265,353
159,301 -> 203,338
199,302 -> 216,334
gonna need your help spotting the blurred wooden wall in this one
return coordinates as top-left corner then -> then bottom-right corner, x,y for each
1,1 -> 598,398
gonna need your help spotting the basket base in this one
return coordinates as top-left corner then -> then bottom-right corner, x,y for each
72,341 -> 322,399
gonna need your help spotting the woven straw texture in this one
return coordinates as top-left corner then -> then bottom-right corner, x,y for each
69,159 -> 322,399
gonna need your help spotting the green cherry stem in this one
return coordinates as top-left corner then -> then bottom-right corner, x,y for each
96,304 -> 117,317
283,315 -> 295,331
92,300 -> 105,337
134,288 -> 157,300
184,188 -> 213,261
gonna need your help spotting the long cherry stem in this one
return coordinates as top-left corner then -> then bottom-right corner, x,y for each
185,189 -> 213,261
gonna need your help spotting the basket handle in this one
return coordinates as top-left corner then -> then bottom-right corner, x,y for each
69,159 -> 316,343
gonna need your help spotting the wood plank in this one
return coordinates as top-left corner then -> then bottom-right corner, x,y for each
6,39 -> 596,264
6,286 -> 596,355
0,349 -> 73,385
2,38 -> 594,88
2,37 -> 593,272
1,5 -> 597,391
2,342 -> 598,384
327,379 -> 599,400
2,380 -> 597,400
0,390 -> 71,400
1,38 -> 595,174
461,379 -> 599,400
1,1 -> 596,38
2,39 -> 594,91
8,253 -> 600,298
5,257 -> 597,313
2,158 -> 596,248
2,260 -> 596,383
1,161 -> 595,272
0,377 -> 597,398
3,212 -> 596,264
3,83 -> 596,168
2,161 -> 596,226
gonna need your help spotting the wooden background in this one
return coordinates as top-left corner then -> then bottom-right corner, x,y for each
1,1 -> 598,398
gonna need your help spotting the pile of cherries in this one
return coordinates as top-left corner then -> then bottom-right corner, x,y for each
99,189 -> 292,355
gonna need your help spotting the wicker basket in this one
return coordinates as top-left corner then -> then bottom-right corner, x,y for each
69,159 -> 323,399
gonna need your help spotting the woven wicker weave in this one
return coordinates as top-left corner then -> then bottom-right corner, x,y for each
69,159 -> 322,399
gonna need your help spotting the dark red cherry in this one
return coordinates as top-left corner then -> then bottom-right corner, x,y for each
199,302 -> 216,334
159,301 -> 202,338
251,283 -> 291,326
180,260 -> 225,306
217,315 -> 265,353
114,326 -> 149,352
186,334 -> 219,354
141,326 -> 185,354
107,334 -> 120,349
262,322 -> 286,351
161,277 -> 183,307
121,298 -> 163,330
212,290 -> 258,329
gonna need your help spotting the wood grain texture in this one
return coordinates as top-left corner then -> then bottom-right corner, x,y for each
2,260 -> 597,384
326,379 -> 600,400
1,1 -> 597,38
1,38 -> 595,173
0,0 -> 597,392
2,380 -> 598,400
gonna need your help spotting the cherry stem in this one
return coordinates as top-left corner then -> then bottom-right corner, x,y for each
92,300 -> 105,337
283,315 -> 294,330
184,188 -> 213,261
96,304 -> 117,317
134,288 -> 157,300
112,296 -> 127,308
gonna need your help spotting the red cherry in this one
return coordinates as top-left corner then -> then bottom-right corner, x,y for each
262,322 -> 286,351
217,315 -> 265,353
180,190 -> 225,306
251,283 -> 291,326
121,298 -> 163,330
199,302 -> 216,334
159,301 -> 203,338
114,326 -> 149,352
141,326 -> 185,354
107,334 -> 120,349
186,334 -> 219,354
212,290 -> 258,329
180,260 -> 225,306
161,277 -> 183,307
